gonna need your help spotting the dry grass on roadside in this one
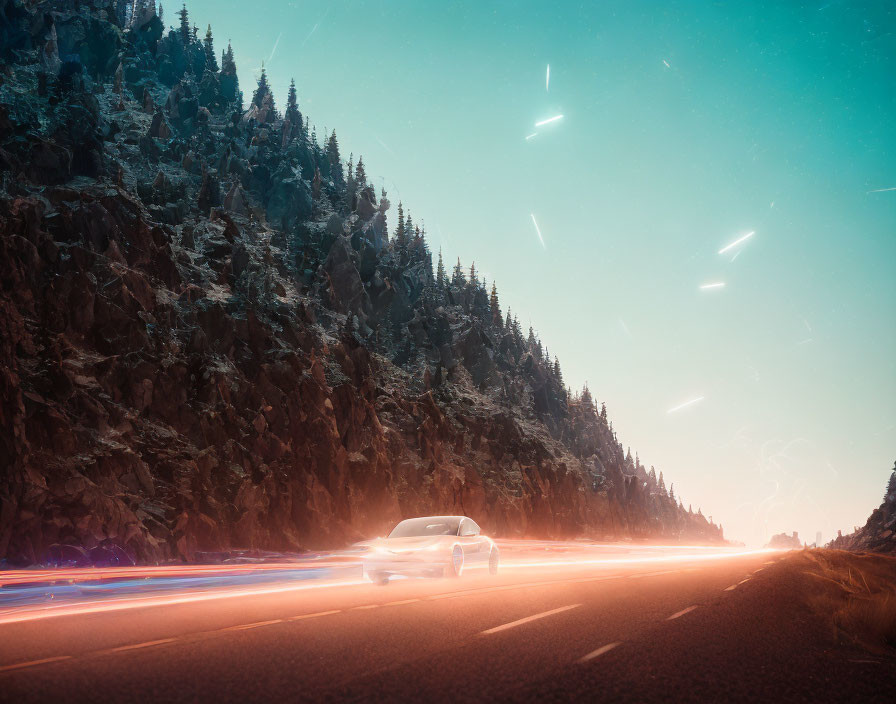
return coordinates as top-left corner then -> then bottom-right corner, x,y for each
800,549 -> 896,654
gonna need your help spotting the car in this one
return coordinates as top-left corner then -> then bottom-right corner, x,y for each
360,516 -> 499,585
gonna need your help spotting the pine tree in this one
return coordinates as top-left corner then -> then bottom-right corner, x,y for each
489,283 -> 501,327
327,130 -> 343,183
468,262 -> 479,288
658,471 -> 666,494
221,42 -> 236,74
648,467 -> 657,487
553,357 -> 563,385
354,155 -> 367,188
158,2 -> 163,25
220,41 -> 241,107
452,258 -> 466,287
284,79 -> 301,139
436,249 -> 446,288
203,25 -> 218,72
177,3 -> 190,44
252,65 -> 274,110
600,402 -> 607,421
393,202 -> 405,245
504,309 -> 512,330
404,212 -> 414,246
582,383 -> 593,408
669,484 -> 676,503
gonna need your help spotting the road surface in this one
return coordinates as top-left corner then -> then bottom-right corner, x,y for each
1,547 -> 894,702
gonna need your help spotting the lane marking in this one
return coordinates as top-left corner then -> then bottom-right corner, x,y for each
738,578 -> 751,585
629,570 -> 678,579
480,604 -> 581,635
288,610 -> 341,621
106,638 -> 177,653
429,575 -> 623,602
384,599 -> 420,606
724,584 -> 738,591
666,606 -> 697,620
577,641 -> 621,663
764,561 -> 775,565
224,619 -> 282,631
350,604 -> 379,610
0,656 -> 72,673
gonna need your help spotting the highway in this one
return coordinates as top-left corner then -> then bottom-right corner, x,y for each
1,544 -> 894,703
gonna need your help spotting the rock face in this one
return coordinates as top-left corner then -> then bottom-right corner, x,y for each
829,464 -> 896,555
0,1 -> 725,566
767,532 -> 802,549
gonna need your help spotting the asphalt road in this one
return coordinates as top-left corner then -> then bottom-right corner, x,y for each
1,550 -> 894,703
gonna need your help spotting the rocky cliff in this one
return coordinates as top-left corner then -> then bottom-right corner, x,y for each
0,0 -> 724,566
829,463 -> 896,555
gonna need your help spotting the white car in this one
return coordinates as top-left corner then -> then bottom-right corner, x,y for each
360,516 -> 499,585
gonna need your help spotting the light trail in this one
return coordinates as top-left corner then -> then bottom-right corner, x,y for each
699,282 -> 725,290
546,64 -> 550,91
867,186 -> 896,193
663,59 -> 671,68
0,560 -> 353,588
502,547 -> 776,570
525,133 -> 537,140
718,230 -> 754,254
0,542 -> 782,627
0,579 -> 369,626
530,214 -> 546,248
667,396 -> 705,413
535,114 -> 563,127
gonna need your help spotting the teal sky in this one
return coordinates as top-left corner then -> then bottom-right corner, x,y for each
185,0 -> 895,546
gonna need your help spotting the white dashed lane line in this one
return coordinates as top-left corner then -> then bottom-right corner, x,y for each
577,642 -> 621,663
288,609 -> 341,621
480,604 -> 582,635
724,584 -> 738,591
223,619 -> 282,631
350,604 -> 379,610
666,606 -> 697,621
102,638 -> 177,654
384,599 -> 420,606
0,656 -> 72,673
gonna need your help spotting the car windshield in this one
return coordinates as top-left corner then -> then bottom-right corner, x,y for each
388,518 -> 460,538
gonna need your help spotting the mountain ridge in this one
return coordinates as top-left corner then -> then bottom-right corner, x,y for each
0,0 -> 723,566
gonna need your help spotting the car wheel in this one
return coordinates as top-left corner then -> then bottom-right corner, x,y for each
489,548 -> 499,575
446,545 -> 464,578
369,571 -> 389,586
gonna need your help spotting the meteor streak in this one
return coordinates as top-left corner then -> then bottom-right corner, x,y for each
663,59 -> 671,68
535,114 -> 563,127
718,230 -> 755,254
530,214 -> 546,248
667,396 -> 705,413
867,186 -> 896,193
525,133 -> 537,140
546,64 -> 550,91
700,282 -> 725,290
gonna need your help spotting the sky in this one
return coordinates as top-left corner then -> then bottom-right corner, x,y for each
183,0 -> 895,547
